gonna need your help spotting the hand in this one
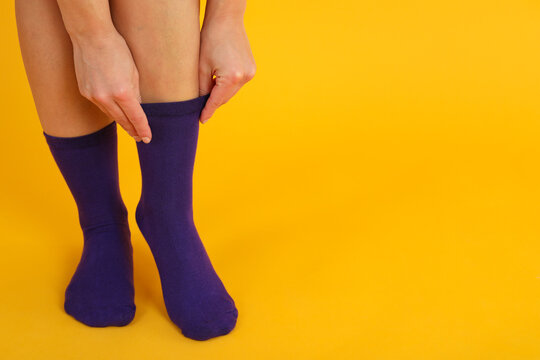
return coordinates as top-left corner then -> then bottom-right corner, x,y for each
71,31 -> 151,142
198,18 -> 256,124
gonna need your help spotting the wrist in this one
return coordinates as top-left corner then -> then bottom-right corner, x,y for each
69,26 -> 120,48
203,0 -> 246,25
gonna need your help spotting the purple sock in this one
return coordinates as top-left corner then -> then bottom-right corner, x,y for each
136,94 -> 238,340
44,122 -> 135,327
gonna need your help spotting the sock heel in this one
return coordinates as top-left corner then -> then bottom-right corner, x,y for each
135,202 -> 146,239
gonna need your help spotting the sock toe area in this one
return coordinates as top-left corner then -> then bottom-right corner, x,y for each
178,306 -> 239,341
64,301 -> 136,327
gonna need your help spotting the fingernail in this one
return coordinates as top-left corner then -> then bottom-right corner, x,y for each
134,136 -> 141,142
142,137 -> 151,144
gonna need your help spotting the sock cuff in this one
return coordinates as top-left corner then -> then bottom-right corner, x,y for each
43,121 -> 117,149
140,93 -> 210,117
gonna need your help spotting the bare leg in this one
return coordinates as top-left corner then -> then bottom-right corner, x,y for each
15,0 -> 112,137
109,0 -> 201,103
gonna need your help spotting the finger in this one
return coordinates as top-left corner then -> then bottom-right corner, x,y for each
103,100 -> 140,140
91,100 -> 140,141
199,78 -> 243,124
115,95 -> 152,143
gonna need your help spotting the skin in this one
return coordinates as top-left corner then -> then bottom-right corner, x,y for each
15,0 -> 255,142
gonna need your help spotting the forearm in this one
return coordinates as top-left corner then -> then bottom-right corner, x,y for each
56,0 -> 117,43
203,0 -> 246,24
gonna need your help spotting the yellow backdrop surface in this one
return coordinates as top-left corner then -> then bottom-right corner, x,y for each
1,0 -> 540,359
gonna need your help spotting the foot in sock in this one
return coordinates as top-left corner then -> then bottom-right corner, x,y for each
136,94 -> 238,340
44,122 -> 135,327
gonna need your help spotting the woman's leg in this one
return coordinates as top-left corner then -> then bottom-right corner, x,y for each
15,0 -> 112,136
109,0 -> 201,102
110,0 -> 238,340
15,0 -> 135,327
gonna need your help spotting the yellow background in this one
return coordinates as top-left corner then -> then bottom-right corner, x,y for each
2,0 -> 540,358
